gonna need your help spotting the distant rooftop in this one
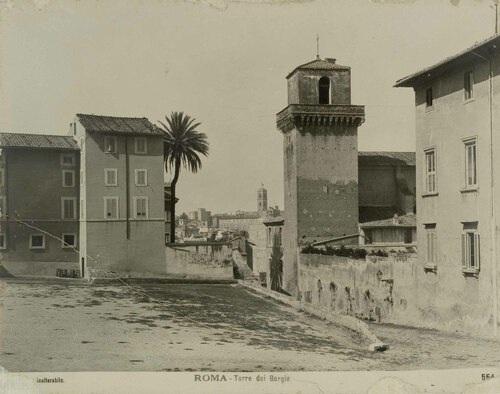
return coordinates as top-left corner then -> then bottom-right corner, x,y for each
213,213 -> 260,220
395,34 -> 500,87
360,213 -> 416,229
359,206 -> 405,224
76,114 -> 163,136
286,58 -> 350,79
263,216 -> 284,226
359,151 -> 415,166
0,132 -> 79,150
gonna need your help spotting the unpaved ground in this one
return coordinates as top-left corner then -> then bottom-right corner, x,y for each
0,279 -> 499,372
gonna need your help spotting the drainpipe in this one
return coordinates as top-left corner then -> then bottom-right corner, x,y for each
473,48 -> 498,336
125,137 -> 130,240
489,52 -> 498,338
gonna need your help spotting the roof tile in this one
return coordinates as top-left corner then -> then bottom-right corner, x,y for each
0,132 -> 79,150
359,151 -> 415,166
76,114 -> 163,136
287,58 -> 350,78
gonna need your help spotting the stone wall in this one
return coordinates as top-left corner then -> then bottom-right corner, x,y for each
298,252 -> 497,336
0,260 -> 80,278
165,243 -> 233,280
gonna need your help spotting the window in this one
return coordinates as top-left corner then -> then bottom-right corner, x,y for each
425,224 -> 437,266
30,234 -> 45,249
464,138 -> 477,188
60,153 -> 75,166
425,148 -> 437,193
462,223 -> 480,272
61,198 -> 76,219
464,71 -> 473,100
134,196 -> 148,219
425,87 -> 433,107
62,233 -> 76,248
0,233 -> 5,249
0,196 -> 6,218
104,136 -> 117,153
104,196 -> 119,219
135,137 -> 147,154
62,170 -> 75,187
267,227 -> 272,246
105,168 -> 118,186
135,169 -> 148,186
318,76 -> 330,104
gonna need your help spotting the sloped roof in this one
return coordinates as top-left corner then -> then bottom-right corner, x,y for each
287,58 -> 350,79
395,34 -> 500,87
0,132 -> 79,150
359,206 -> 404,224
359,151 -> 415,166
263,216 -> 284,226
76,114 -> 163,136
360,213 -> 416,228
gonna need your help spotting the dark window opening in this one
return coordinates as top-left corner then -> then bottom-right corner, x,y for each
426,87 -> 433,107
319,76 -> 330,104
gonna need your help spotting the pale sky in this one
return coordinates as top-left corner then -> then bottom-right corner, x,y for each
0,0 -> 496,214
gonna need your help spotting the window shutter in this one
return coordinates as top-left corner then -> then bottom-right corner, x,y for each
475,233 -> 480,271
461,233 -> 467,269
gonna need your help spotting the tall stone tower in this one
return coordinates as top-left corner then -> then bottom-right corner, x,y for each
257,183 -> 268,216
276,57 -> 365,296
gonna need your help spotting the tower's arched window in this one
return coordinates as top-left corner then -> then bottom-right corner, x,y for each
318,76 -> 330,104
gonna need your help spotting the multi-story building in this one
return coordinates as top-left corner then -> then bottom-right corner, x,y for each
0,133 -> 81,276
0,114 -> 166,279
395,34 -> 500,335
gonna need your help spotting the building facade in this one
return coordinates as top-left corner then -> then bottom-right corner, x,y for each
395,34 -> 500,335
0,133 -> 81,276
0,114 -> 167,279
276,57 -> 365,296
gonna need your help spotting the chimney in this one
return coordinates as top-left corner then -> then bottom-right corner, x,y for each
392,214 -> 399,225
325,58 -> 336,64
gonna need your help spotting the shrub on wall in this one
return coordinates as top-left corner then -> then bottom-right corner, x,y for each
300,245 -> 367,260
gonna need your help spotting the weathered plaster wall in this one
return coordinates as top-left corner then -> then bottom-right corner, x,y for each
414,56 -> 500,335
85,221 -> 165,278
288,69 -> 351,105
165,244 -> 233,279
1,149 -> 79,263
299,253 -> 496,336
75,122 -> 165,277
358,166 -> 398,207
295,126 -> 359,244
0,260 -> 79,277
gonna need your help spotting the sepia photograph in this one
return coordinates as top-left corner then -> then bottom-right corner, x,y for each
0,0 -> 500,392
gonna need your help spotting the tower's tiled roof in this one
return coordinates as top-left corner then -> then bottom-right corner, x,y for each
76,114 -> 163,136
0,132 -> 79,150
286,58 -> 350,78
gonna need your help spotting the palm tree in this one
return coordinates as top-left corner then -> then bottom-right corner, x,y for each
159,112 -> 209,243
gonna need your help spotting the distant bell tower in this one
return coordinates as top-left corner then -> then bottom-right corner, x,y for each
257,183 -> 268,216
276,57 -> 365,296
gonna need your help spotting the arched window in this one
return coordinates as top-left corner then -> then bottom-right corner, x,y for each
318,76 -> 330,104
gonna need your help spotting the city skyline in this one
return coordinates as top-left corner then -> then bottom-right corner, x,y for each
1,0 -> 497,213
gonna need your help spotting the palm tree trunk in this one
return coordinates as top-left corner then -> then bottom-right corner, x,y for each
170,158 -> 181,243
